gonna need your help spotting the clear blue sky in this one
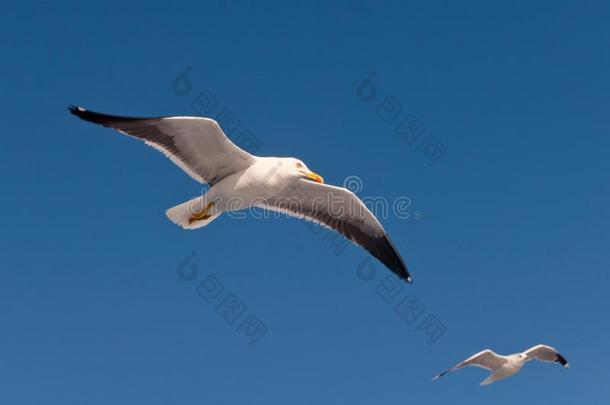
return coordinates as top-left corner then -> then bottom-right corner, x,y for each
1,1 -> 609,403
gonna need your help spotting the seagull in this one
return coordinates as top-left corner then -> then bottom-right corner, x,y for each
432,344 -> 569,385
69,106 -> 412,282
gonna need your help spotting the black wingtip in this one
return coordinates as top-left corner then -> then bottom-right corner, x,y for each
68,105 -> 94,122
68,105 -> 158,125
68,104 -> 83,114
391,265 -> 412,284
556,354 -> 569,367
67,105 -> 107,124
381,234 -> 413,284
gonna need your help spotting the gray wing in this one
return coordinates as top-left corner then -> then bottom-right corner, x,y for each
524,345 -> 569,367
433,350 -> 506,380
259,180 -> 411,282
69,106 -> 255,185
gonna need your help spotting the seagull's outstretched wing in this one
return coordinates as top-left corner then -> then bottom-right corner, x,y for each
524,345 -> 569,368
259,180 -> 411,282
432,350 -> 506,380
69,106 -> 255,185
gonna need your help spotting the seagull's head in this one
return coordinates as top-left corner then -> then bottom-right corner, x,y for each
290,158 -> 324,184
519,353 -> 531,362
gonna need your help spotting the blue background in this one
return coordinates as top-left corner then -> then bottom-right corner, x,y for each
1,1 -> 608,403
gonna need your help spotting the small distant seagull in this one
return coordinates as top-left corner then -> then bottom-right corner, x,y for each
69,106 -> 412,282
432,344 -> 569,385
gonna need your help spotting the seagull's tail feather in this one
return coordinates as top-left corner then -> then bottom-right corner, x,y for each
166,196 -> 221,230
480,374 -> 495,386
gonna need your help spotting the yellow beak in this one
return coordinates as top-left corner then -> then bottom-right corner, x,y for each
306,171 -> 324,183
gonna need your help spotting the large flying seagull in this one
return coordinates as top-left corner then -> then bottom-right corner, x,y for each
433,344 -> 569,385
69,106 -> 412,282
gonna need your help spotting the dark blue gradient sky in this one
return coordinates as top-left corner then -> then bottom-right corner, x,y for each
1,1 -> 609,403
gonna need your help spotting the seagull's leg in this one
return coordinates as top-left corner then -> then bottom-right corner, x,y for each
189,202 -> 215,224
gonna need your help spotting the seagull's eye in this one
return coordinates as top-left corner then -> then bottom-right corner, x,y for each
296,162 -> 303,169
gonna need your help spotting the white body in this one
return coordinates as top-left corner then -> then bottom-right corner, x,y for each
166,156 -> 314,227
480,354 -> 526,385
201,157 -> 293,214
